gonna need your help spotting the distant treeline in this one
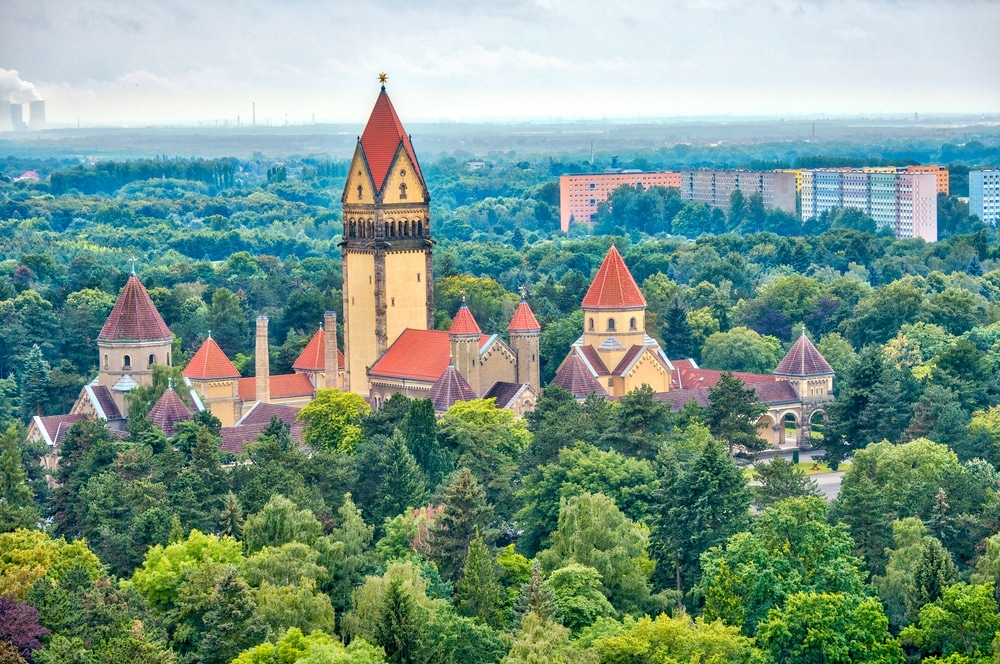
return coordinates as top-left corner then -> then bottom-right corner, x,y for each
49,158 -> 239,195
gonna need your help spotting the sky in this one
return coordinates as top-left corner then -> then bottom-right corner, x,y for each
2,0 -> 999,126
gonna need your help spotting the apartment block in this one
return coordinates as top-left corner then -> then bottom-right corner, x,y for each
678,170 -> 797,216
970,170 -> 1000,227
559,171 -> 682,231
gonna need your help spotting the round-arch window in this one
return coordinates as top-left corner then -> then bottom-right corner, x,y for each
103,354 -> 109,369
607,319 -> 616,332
588,318 -> 595,331
148,354 -> 155,368
630,317 -> 637,330
123,355 -> 131,369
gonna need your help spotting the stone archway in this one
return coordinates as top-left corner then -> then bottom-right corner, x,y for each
808,409 -> 827,445
782,412 -> 798,448
757,414 -> 778,448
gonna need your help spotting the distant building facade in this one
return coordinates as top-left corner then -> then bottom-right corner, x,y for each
971,170 -> 1000,227
678,170 -> 797,216
559,171 -> 682,231
800,169 -> 938,241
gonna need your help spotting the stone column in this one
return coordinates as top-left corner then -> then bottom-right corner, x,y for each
324,311 -> 339,389
255,316 -> 269,403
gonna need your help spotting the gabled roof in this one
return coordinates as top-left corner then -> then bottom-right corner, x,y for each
369,329 -> 492,383
508,300 -> 541,332
551,353 -> 607,398
32,414 -> 86,447
428,365 -> 478,412
359,88 -> 424,193
98,274 -> 172,343
146,387 -> 192,437
237,402 -> 301,428
83,383 -> 124,420
774,332 -> 835,377
673,366 -> 779,391
654,380 -> 801,411
483,381 -> 531,409
237,374 -> 316,401
184,336 -> 241,380
581,246 -> 646,310
220,421 -> 304,456
449,303 -> 482,336
292,328 -> 346,372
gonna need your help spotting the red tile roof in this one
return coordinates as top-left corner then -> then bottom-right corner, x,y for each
184,336 -> 241,380
146,388 -> 193,436
428,366 -> 478,412
774,333 -> 835,377
359,88 -> 424,193
581,246 -> 646,310
654,380 -> 801,411
292,328 -> 346,372
449,303 -> 482,336
86,384 -> 123,420
220,421 -> 305,456
369,329 -> 492,383
508,300 -> 541,332
237,374 -> 316,401
674,366 -> 779,390
551,353 -> 607,398
579,345 -> 610,376
34,414 -> 86,447
238,402 -> 301,428
98,274 -> 172,342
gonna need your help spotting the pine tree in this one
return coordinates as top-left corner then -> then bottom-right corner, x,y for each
430,468 -> 495,581
662,296 -> 696,359
17,345 -> 49,421
320,493 -> 377,615
403,399 -> 446,484
834,458 -> 892,575
0,424 -> 38,533
454,530 -> 506,629
375,577 -> 423,664
926,488 -> 956,546
196,567 -> 267,664
907,537 -> 958,621
706,372 -> 767,457
377,431 -> 427,524
515,562 -> 560,624
218,492 -> 243,538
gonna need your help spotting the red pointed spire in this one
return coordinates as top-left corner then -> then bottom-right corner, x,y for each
581,246 -> 646,309
184,336 -> 241,380
359,88 -> 424,193
428,365 -> 477,412
773,330 -> 834,376
293,328 -> 346,372
508,299 -> 541,333
99,274 -> 172,342
146,387 -> 193,436
449,302 -> 482,336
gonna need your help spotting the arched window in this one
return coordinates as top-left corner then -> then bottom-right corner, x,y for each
103,354 -> 109,369
588,318 -> 595,331
417,220 -> 423,236
148,354 -> 155,368
399,182 -> 407,199
357,184 -> 363,199
607,318 -> 616,332
167,353 -> 171,366
123,354 -> 131,370
629,317 -> 637,331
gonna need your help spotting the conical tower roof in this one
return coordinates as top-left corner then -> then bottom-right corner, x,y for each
184,336 -> 240,380
508,299 -> 541,332
774,331 -> 834,377
551,352 -> 606,398
99,274 -> 172,343
449,302 -> 482,336
146,387 -> 193,437
359,86 -> 424,193
292,328 -> 346,372
428,365 -> 477,412
581,246 -> 646,309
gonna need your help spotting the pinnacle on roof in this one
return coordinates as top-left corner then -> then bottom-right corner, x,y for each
98,274 -> 172,343
581,246 -> 646,310
428,365 -> 477,412
359,87 -> 424,193
449,302 -> 482,336
508,298 -> 541,332
773,330 -> 835,377
146,387 -> 193,437
184,336 -> 241,380
293,328 -> 345,371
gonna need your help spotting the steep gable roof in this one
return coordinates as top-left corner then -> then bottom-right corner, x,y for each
551,353 -> 607,398
774,332 -> 835,377
428,365 -> 478,412
237,374 -> 316,401
292,328 -> 345,372
184,336 -> 241,380
581,246 -> 646,310
32,414 -> 86,447
449,303 -> 482,336
99,274 -> 172,342
146,387 -> 193,436
369,329 -> 492,384
359,88 -> 424,193
508,299 -> 541,332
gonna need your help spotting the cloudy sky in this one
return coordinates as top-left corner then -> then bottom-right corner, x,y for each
2,0 -> 999,126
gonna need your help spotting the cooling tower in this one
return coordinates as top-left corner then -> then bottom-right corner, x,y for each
28,100 -> 46,130
0,100 -> 11,132
10,103 -> 25,131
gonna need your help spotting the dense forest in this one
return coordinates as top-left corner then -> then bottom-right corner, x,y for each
3,140 -> 1000,663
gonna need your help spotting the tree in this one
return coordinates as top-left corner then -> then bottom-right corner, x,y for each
195,566 -> 267,664
0,595 -> 48,663
219,492 -> 244,538
252,579 -> 337,636
230,627 -> 384,664
873,518 -> 931,629
752,456 -> 821,509
297,389 -> 370,453
374,431 -> 426,526
907,537 -> 958,620
537,492 -> 654,615
502,611 -> 594,664
0,424 -> 38,532
317,493 -> 378,616
756,592 -> 902,664
242,494 -> 323,554
705,372 -> 768,456
544,563 -> 615,632
700,327 -> 783,374
402,399 -> 446,484
429,468 -> 494,581
454,531 -> 506,629
833,456 -> 892,575
522,386 -> 584,470
901,583 -> 1000,661
515,562 -> 560,624
375,577 -> 424,664
17,345 -> 49,421
0,529 -> 102,601
590,613 -> 760,664
207,287 -> 250,357
601,385 -> 671,460
662,296 -> 696,359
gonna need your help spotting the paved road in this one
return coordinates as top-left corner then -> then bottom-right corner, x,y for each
749,448 -> 845,501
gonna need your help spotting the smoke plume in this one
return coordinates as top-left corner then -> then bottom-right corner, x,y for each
0,68 -> 42,103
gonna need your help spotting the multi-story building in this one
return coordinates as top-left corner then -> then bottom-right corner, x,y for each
971,170 -> 1000,226
907,165 -> 949,195
678,170 -> 797,216
559,171 -> 682,231
799,169 -> 938,241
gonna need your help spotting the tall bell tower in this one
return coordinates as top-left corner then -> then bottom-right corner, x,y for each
341,76 -> 433,395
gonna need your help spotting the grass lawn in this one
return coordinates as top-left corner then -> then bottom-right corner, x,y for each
746,459 -> 850,480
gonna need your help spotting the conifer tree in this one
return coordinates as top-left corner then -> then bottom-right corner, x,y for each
17,345 -> 49,421
706,372 -> 767,456
662,296 -> 696,360
218,492 -> 243,538
196,566 -> 266,664
376,431 -> 427,524
0,424 -> 38,533
403,398 -> 446,484
319,493 -> 377,615
515,562 -> 560,624
907,537 -> 958,621
926,488 -> 955,545
834,458 -> 892,576
430,468 -> 494,581
375,577 -> 423,664
454,530 -> 506,629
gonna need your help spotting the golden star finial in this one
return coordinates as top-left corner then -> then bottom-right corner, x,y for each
378,72 -> 388,85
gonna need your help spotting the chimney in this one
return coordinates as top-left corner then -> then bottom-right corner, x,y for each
255,316 -> 270,403
28,100 -> 46,131
0,101 -> 12,132
324,312 -> 339,389
10,103 -> 24,131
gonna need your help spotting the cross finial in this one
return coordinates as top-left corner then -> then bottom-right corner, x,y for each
168,376 -> 173,390
460,290 -> 467,304
518,285 -> 528,300
207,329 -> 211,339
801,326 -> 808,338
129,255 -> 138,275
